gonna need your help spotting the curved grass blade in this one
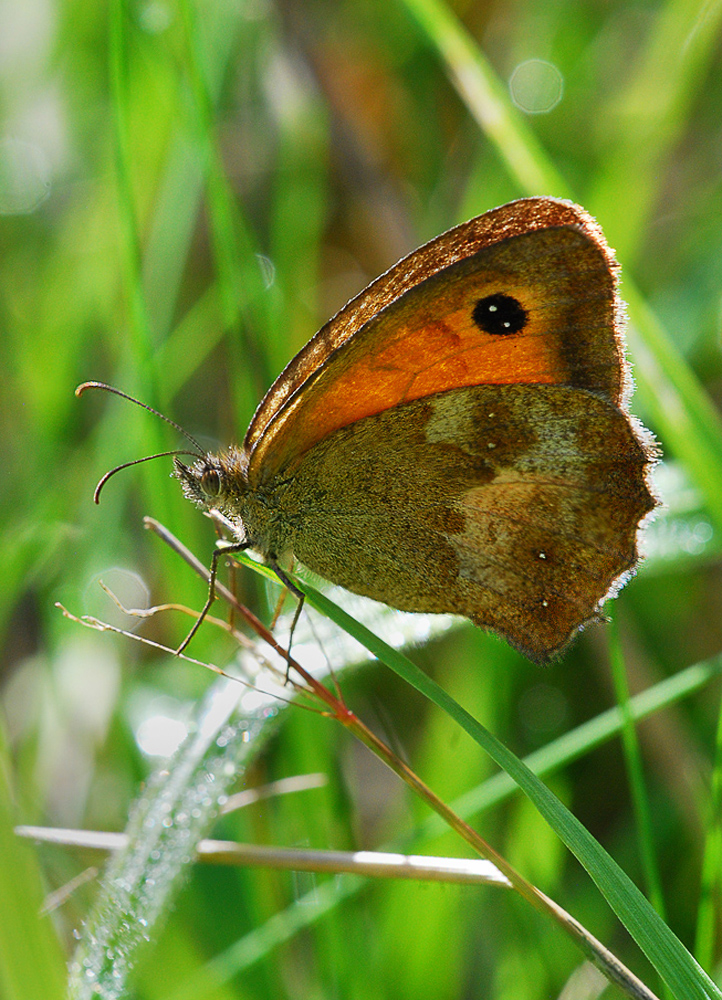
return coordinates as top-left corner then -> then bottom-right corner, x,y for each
299,577 -> 722,1000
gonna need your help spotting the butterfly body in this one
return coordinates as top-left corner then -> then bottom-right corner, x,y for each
174,198 -> 657,662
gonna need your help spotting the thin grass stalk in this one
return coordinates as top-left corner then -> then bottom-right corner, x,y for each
694,684 -> 722,969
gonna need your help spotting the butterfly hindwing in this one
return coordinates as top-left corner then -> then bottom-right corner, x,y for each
285,385 -> 653,661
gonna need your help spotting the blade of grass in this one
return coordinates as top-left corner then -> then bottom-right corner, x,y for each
109,0 -> 157,390
296,575 -> 722,1000
0,715 -> 66,1000
267,81 -> 330,378
179,0 -> 274,423
421,655 -> 722,838
161,653 -> 722,1000
695,682 -> 722,968
109,0 -> 176,524
143,135 -> 206,349
608,616 -> 669,998
401,0 -> 569,196
590,0 -> 722,261
62,533 -> 722,998
65,595 -> 661,1000
143,0 -> 241,349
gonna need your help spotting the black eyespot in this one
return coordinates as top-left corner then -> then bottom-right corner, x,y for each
200,468 -> 222,497
472,293 -> 528,336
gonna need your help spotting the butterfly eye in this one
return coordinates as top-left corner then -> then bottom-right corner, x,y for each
200,468 -> 222,497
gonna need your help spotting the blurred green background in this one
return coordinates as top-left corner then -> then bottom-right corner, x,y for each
3,0 -> 722,997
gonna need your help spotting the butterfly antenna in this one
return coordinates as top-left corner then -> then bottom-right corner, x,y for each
76,382 -> 208,503
91,450 -> 201,504
76,381 -> 206,454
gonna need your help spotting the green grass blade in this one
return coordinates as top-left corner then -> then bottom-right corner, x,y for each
154,653 -> 722,998
590,0 -> 722,260
425,656 -> 722,835
179,0 -> 275,422
695,686 -> 722,967
299,579 -> 722,1000
109,0 -> 157,389
608,617 -> 668,1000
0,716 -> 66,1000
400,0 -> 569,196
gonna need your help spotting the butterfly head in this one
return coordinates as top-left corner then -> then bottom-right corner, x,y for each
173,447 -> 249,516
174,447 -> 295,560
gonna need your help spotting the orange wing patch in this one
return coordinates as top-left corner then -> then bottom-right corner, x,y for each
244,197 -> 619,460
248,225 -> 620,483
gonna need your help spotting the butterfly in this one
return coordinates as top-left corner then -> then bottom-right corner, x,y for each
82,197 -> 657,662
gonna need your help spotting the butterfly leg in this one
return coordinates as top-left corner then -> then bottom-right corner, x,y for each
176,539 -> 251,654
268,557 -> 305,682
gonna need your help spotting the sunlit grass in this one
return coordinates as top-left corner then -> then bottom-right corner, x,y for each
3,0 -> 722,998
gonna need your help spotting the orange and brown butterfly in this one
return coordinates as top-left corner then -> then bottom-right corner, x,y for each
82,197 -> 657,663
